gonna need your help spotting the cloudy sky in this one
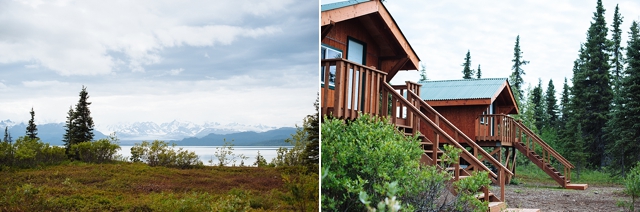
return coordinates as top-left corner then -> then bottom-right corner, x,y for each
0,0 -> 318,129
324,0 -> 640,98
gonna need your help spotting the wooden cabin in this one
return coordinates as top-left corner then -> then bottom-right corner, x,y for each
419,78 -> 519,147
321,1 -> 585,211
321,0 -> 420,119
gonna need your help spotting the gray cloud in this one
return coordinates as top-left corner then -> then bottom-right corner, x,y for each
0,0 -> 318,127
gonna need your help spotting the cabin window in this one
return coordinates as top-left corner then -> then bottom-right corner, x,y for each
347,37 -> 366,65
321,44 -> 342,88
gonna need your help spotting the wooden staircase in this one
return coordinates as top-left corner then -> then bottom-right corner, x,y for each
386,82 -> 511,210
511,120 -> 587,190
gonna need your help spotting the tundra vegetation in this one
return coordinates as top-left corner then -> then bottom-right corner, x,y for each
0,89 -> 319,211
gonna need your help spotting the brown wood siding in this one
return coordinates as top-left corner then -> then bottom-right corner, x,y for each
321,18 -> 380,69
431,105 -> 488,140
321,88 -> 335,110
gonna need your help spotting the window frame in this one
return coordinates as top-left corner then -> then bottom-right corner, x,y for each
321,44 -> 343,89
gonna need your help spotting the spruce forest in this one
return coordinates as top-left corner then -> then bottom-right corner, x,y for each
510,0 -> 640,179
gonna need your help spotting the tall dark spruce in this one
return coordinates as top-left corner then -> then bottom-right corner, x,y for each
544,79 -> 559,129
63,86 -> 95,155
610,4 -> 624,88
303,95 -> 319,168
606,21 -> 640,177
510,35 -> 529,100
476,64 -> 482,79
461,50 -> 474,79
569,0 -> 612,168
531,79 -> 545,132
26,107 -> 38,140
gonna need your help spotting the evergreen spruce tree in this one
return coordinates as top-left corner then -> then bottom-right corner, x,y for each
73,86 -> 94,144
26,107 -> 38,140
610,4 -> 624,89
476,64 -> 482,79
419,64 -> 428,82
606,21 -> 640,177
520,86 -> 538,132
544,79 -> 559,128
64,86 -> 95,156
557,77 -> 572,157
63,106 -> 76,152
560,78 -> 571,123
531,79 -> 545,132
462,50 -> 474,79
3,126 -> 12,144
303,95 -> 319,168
510,35 -> 529,99
571,0 -> 613,168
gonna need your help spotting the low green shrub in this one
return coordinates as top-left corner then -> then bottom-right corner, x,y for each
321,114 -> 423,211
322,114 -> 490,212
619,162 -> 640,211
130,140 -> 203,168
69,136 -> 120,163
0,136 -> 67,168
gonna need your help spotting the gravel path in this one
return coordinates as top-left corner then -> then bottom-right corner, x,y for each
503,184 -> 636,212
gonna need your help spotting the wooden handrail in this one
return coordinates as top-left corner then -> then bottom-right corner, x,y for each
405,90 -> 514,178
512,120 -> 575,169
387,84 -> 511,201
321,58 -> 387,120
382,83 -> 514,180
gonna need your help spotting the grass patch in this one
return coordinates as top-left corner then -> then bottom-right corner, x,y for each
0,162 -> 316,211
514,163 -> 623,186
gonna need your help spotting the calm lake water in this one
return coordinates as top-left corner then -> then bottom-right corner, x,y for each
118,146 -> 292,166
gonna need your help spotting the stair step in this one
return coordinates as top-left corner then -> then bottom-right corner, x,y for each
474,192 -> 494,200
489,202 -> 508,212
565,183 -> 588,190
424,150 -> 443,154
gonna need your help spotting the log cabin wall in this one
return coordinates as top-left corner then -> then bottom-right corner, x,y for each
321,18 -> 382,112
322,18 -> 380,69
426,105 -> 488,143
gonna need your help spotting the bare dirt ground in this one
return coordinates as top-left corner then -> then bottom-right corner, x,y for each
503,183 -> 637,212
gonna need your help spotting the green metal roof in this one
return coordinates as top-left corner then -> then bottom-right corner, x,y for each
321,0 -> 370,12
419,78 -> 508,101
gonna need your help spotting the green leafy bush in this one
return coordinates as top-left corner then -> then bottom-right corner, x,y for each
321,114 -> 423,211
621,162 -> 640,211
322,114 -> 491,212
130,140 -> 203,168
253,150 -> 268,167
213,139 -> 248,166
5,136 -> 66,168
69,136 -> 120,163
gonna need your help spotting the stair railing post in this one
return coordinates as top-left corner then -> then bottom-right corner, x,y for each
500,167 -> 505,201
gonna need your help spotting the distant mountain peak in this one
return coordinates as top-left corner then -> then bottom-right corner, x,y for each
100,120 -> 280,140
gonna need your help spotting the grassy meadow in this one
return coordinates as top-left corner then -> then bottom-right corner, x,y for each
0,161 -> 317,211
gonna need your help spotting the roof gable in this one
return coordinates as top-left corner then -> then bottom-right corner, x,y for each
419,78 -> 519,114
321,0 -> 419,72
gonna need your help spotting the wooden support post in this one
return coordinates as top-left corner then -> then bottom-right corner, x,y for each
500,168 -> 505,201
455,163 -> 460,180
483,186 -> 489,202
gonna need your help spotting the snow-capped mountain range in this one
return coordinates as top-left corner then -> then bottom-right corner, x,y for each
0,119 -> 281,142
98,120 -> 279,140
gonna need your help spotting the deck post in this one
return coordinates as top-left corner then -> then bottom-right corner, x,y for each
500,168 -> 505,201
